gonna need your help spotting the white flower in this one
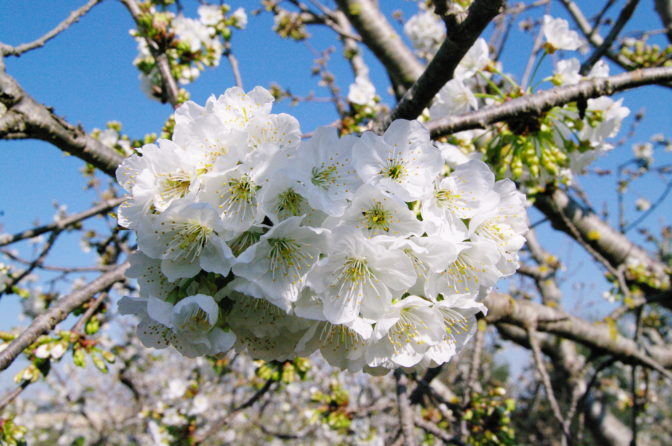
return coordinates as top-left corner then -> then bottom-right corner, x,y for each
199,161 -> 271,235
190,394 -> 210,415
455,38 -> 490,80
542,15 -> 583,52
198,4 -> 223,26
259,174 -> 325,225
579,97 -> 630,147
308,229 -> 416,324
422,160 -> 498,233
553,58 -> 581,85
353,119 -> 443,202
423,294 -> 486,366
425,240 -> 502,298
120,294 -> 235,358
228,294 -> 313,361
331,183 -> 423,238
212,86 -> 275,129
126,252 -> 176,299
404,8 -> 445,58
389,236 -> 459,297
116,139 -> 200,229
166,379 -> 187,399
136,201 -> 234,281
231,216 -> 329,310
173,15 -> 216,53
348,75 -> 376,106
588,60 -> 610,78
296,318 -> 372,371
366,296 -> 445,368
635,197 -> 651,211
287,126 -> 361,216
633,142 -> 653,163
429,79 -> 478,119
231,8 -> 248,29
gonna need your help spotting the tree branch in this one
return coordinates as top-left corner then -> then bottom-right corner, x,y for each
427,66 -> 672,137
0,0 -> 103,57
535,187 -> 670,301
394,369 -> 417,446
0,261 -> 129,372
119,0 -> 180,108
385,0 -> 504,127
0,63 -> 124,177
334,0 -> 423,90
0,198 -> 124,247
484,292 -> 672,378
580,0 -> 640,75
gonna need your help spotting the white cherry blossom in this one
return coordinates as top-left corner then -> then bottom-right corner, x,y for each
542,15 -> 583,52
353,119 -> 442,202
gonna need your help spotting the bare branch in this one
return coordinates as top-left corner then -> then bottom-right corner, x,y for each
535,188 -> 670,300
0,262 -> 129,372
559,0 -> 636,70
0,0 -> 102,57
0,198 -> 124,247
527,326 -> 571,440
414,415 -> 465,445
484,292 -> 672,378
580,0 -> 641,75
427,66 -> 672,137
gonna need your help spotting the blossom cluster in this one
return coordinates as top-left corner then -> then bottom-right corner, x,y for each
132,3 -> 247,100
117,86 -> 528,373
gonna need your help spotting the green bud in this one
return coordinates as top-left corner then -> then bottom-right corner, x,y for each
92,353 -> 108,373
73,348 -> 86,368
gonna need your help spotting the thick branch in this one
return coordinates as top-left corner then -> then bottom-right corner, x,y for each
427,66 -> 672,137
0,0 -> 102,57
0,262 -> 129,372
334,0 -> 423,89
535,188 -> 670,301
484,292 -> 672,378
0,65 -> 123,177
387,0 -> 503,125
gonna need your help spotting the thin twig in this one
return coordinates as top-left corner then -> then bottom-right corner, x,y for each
0,0 -> 103,57
630,307 -> 644,446
0,198 -> 124,248
394,369 -> 417,446
1,230 -> 61,298
527,325 -> 572,441
193,378 -> 276,444
580,0 -> 641,75
414,415 -> 465,445
71,292 -> 109,334
0,381 -> 30,412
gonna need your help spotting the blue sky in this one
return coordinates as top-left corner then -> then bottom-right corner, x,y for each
1,0 -> 670,383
